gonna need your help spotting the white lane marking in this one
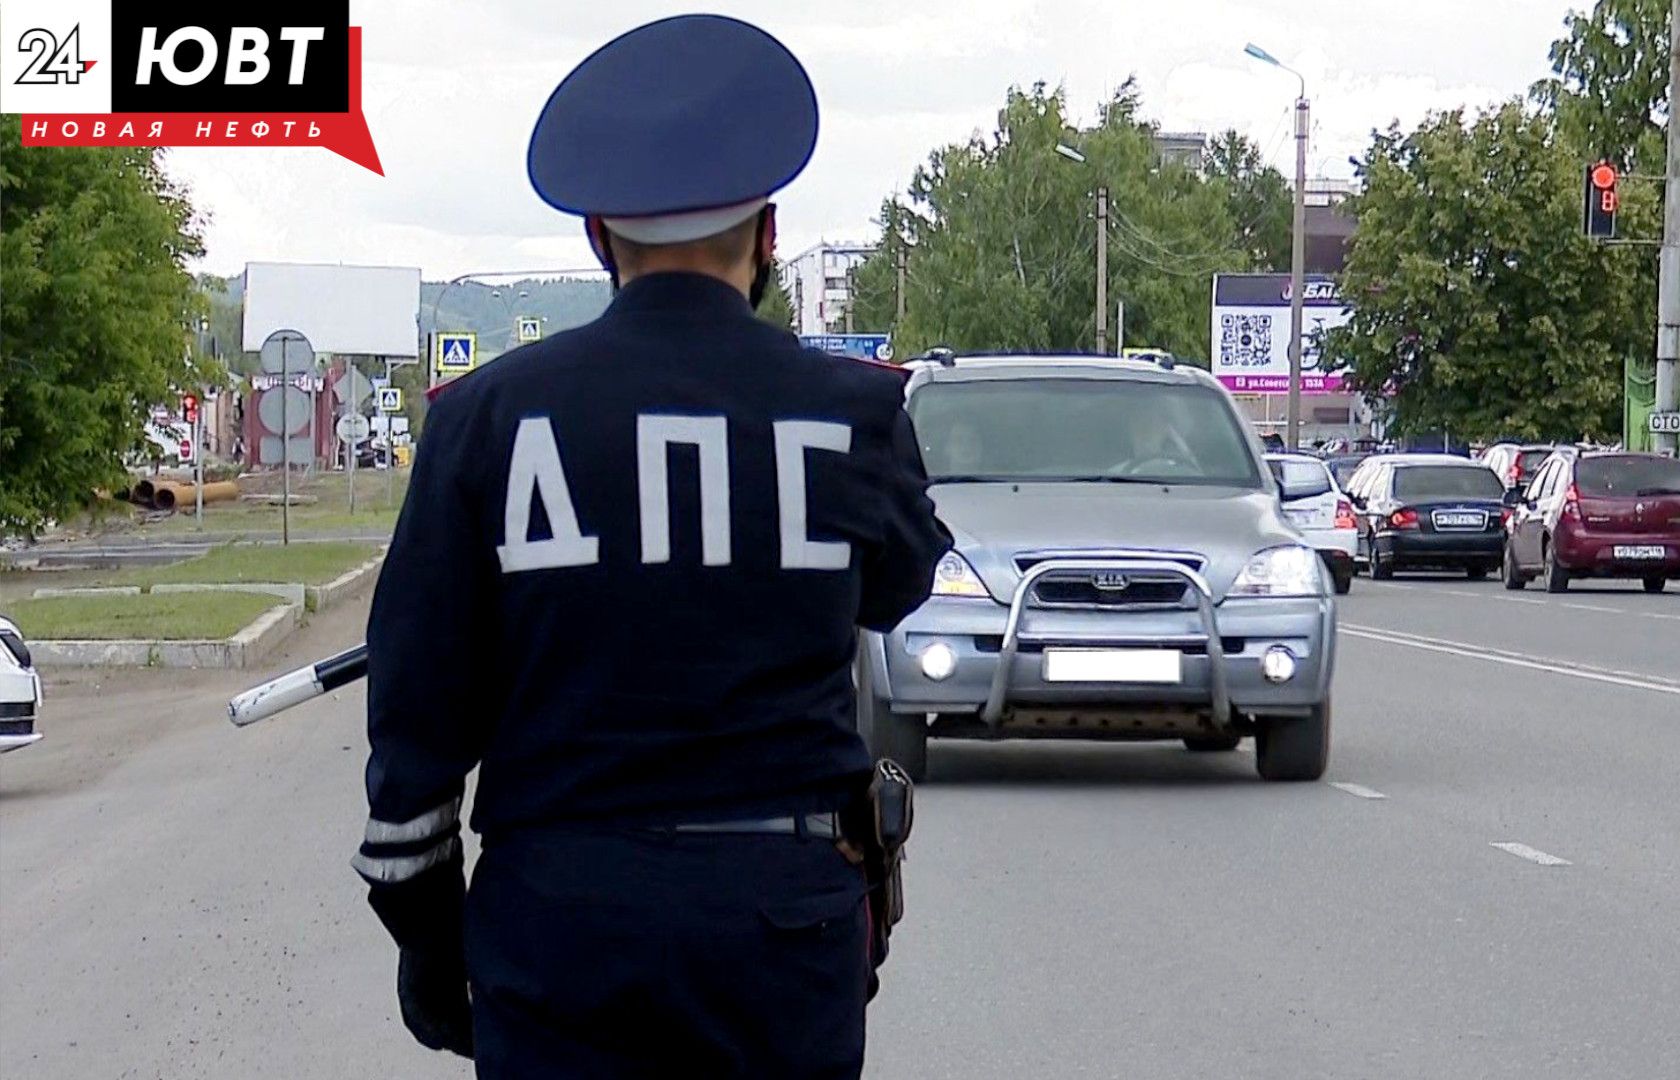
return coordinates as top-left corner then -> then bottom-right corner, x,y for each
1489,842 -> 1571,867
1361,578 -> 1680,620
1329,782 -> 1387,800
1349,625 -> 1680,685
1342,624 -> 1680,696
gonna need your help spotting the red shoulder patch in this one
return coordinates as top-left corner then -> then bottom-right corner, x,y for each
853,357 -> 910,379
424,381 -> 455,403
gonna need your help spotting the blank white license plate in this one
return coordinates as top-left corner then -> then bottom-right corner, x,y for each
1285,508 -> 1325,527
1434,512 -> 1484,528
1613,545 -> 1667,560
1042,649 -> 1182,684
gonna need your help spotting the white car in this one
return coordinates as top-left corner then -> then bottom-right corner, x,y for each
1266,453 -> 1357,595
0,615 -> 44,753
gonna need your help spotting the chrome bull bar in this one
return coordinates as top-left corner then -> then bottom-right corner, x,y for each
979,557 -> 1230,729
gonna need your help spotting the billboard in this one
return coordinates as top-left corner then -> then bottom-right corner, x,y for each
800,334 -> 893,362
1211,273 -> 1350,394
242,262 -> 421,357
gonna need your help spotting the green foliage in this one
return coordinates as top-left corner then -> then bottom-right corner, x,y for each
110,540 -> 381,586
1324,102 -> 1657,442
1204,130 -> 1293,272
0,122 -> 209,535
1532,0 -> 1670,170
850,83 -> 1263,361
756,268 -> 795,329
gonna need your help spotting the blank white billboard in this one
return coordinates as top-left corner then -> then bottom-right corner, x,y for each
243,262 -> 421,356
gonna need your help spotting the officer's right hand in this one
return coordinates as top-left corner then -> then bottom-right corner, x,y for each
396,947 -> 475,1059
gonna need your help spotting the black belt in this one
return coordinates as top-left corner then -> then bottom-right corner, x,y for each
661,813 -> 842,840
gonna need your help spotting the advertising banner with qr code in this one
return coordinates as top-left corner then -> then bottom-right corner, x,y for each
1211,273 -> 1351,395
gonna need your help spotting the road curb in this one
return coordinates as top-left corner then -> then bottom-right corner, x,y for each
152,582 -> 309,607
306,551 -> 385,613
30,601 -> 303,670
30,586 -> 143,598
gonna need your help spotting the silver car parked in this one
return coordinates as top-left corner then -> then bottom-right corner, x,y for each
859,353 -> 1337,782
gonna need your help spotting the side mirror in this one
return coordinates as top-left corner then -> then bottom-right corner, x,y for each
1279,478 -> 1334,503
1501,488 -> 1523,509
1349,493 -> 1367,510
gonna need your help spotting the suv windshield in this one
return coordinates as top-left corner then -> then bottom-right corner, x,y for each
1393,465 -> 1504,501
1576,455 -> 1680,496
909,378 -> 1262,487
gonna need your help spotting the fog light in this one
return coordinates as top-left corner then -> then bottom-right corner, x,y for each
920,642 -> 958,681
1262,646 -> 1297,684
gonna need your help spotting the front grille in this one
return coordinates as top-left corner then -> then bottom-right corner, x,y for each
0,701 -> 33,719
1031,576 -> 1189,607
0,718 -> 35,736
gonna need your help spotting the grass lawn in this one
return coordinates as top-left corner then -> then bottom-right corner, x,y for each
149,468 -> 407,536
9,591 -> 282,640
112,542 -> 381,587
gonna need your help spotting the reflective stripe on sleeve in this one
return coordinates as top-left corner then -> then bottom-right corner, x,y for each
351,834 -> 460,885
362,797 -> 462,845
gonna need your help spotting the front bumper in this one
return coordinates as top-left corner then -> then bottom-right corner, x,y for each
868,558 -> 1334,731
0,708 -> 41,753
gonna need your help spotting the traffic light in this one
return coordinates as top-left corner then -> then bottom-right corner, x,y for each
1584,161 -> 1619,239
181,393 -> 199,426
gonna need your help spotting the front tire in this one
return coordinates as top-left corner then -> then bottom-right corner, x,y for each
1332,568 -> 1353,595
1255,699 -> 1331,782
857,654 -> 927,782
1369,545 -> 1394,581
1645,576 -> 1667,594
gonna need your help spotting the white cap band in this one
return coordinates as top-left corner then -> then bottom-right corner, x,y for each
603,197 -> 768,245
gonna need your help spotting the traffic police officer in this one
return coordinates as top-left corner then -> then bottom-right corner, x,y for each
351,14 -> 952,1078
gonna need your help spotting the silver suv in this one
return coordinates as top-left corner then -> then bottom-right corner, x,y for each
859,353 -> 1337,782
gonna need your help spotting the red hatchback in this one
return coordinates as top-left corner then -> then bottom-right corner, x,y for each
1503,452 -> 1680,593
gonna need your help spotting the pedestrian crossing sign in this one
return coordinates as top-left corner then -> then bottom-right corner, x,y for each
517,317 -> 542,343
435,332 -> 477,375
377,387 -> 404,413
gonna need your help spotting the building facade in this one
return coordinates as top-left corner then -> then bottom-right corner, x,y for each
779,241 -> 877,336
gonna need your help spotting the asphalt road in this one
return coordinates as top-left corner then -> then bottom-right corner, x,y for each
3,574 -> 1677,1078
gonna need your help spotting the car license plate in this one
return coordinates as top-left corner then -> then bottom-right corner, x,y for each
1042,649 -> 1182,684
1433,511 -> 1485,529
1285,508 -> 1323,527
1613,545 -> 1667,560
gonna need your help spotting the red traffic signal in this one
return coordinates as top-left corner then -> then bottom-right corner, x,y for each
1583,161 -> 1619,239
181,393 -> 199,424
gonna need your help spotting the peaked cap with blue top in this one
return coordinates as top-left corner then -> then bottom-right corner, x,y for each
527,14 -> 818,244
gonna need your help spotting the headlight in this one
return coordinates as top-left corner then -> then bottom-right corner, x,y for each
1229,545 -> 1323,597
931,551 -> 990,598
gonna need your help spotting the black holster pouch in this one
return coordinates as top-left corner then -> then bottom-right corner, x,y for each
843,759 -> 914,997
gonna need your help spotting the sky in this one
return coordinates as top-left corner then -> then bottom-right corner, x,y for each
169,0 -> 1571,283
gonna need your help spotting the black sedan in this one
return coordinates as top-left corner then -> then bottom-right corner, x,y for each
1349,455 -> 1510,579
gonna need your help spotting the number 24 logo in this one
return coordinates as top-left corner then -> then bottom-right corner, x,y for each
14,25 -> 92,85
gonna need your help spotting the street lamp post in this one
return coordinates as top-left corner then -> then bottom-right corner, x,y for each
1245,43 -> 1310,450
1054,143 -> 1115,355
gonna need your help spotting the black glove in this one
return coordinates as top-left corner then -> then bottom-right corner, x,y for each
396,947 -> 474,1060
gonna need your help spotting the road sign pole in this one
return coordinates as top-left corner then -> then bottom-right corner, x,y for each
385,359 -> 395,506
348,405 -> 357,517
194,401 -> 204,529
1656,0 -> 1680,455
280,339 -> 290,547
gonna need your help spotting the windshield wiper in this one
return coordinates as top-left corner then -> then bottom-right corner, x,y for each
927,474 -> 1016,484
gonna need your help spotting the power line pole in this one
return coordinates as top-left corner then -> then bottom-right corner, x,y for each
895,246 -> 907,327
1288,95 -> 1309,451
1656,0 -> 1680,455
1095,186 -> 1109,355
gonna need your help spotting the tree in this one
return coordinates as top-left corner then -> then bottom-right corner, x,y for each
849,83 -> 1249,361
1323,101 -> 1657,442
1204,130 -> 1293,271
756,267 -> 795,330
1532,0 -> 1669,170
0,120 -> 209,534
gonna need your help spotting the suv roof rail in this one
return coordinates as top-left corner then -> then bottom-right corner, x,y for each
912,346 -> 957,367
